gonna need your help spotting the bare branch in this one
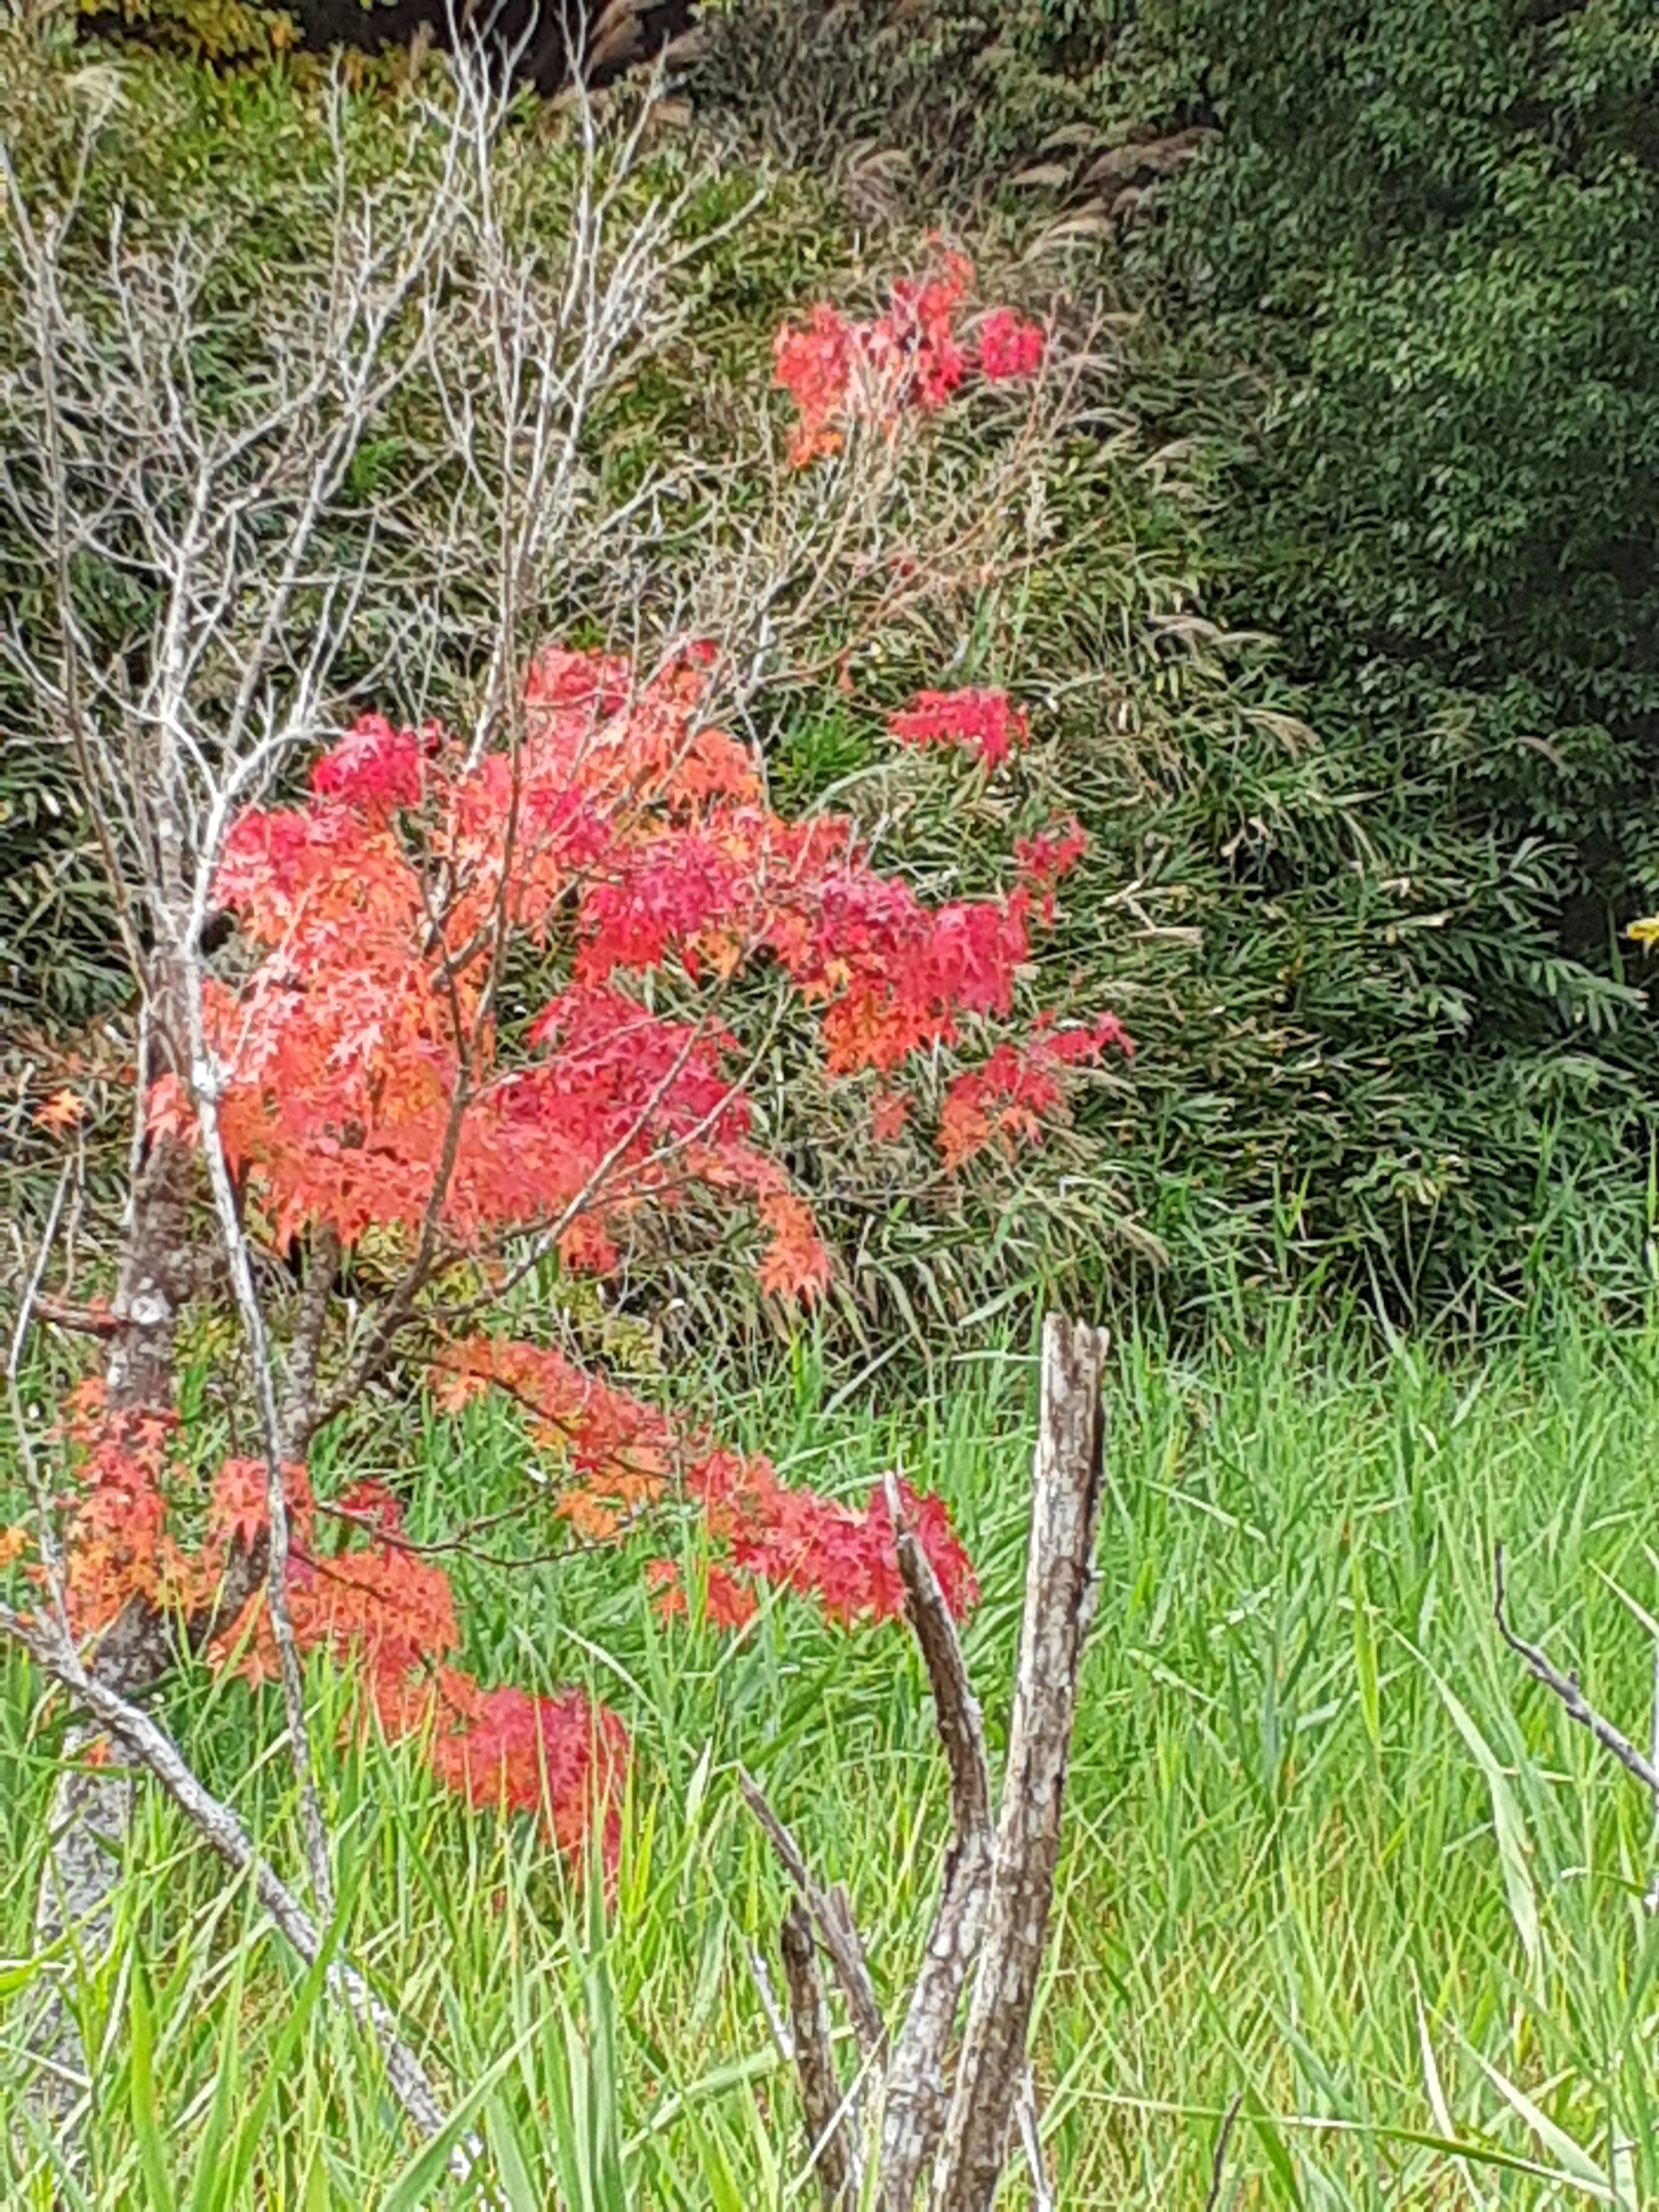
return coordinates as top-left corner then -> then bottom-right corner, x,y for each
739,1767 -> 886,2064
744,1936 -> 793,2063
32,1295 -> 123,1338
7,1182 -> 123,2152
6,1166 -> 75,1624
3,1185 -> 452,2162
1015,2069 -> 1055,2212
185,976 -> 334,1919
934,1316 -> 1109,2212
1493,1542 -> 1659,1799
0,1601 -> 460,2153
733,1321 -> 1112,2209
780,1898 -> 860,2211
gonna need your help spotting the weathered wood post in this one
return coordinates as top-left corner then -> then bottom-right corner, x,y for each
747,1313 -> 1111,2211
933,1313 -> 1109,2210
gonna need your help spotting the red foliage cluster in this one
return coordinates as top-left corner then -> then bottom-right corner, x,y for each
15,271 -> 1132,1877
185,653 -> 807,1282
686,1455 -> 977,1627
35,1325 -> 976,1868
41,1382 -> 285,1638
888,686 -> 1031,770
976,308 -> 1046,383
1014,818 -> 1090,924
36,1385 -> 627,1861
52,1386 -> 197,1632
774,253 -> 1045,464
436,1332 -> 976,1630
938,1016 -> 1133,1173
191,644 -> 1083,1278
280,1479 -> 626,1866
431,1334 -> 679,1538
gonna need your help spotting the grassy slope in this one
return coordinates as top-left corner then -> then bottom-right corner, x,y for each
9,1316 -> 1659,2205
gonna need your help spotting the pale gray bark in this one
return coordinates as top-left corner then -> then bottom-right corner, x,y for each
746,1316 -> 1109,2212
103,1130 -> 196,1420
931,1316 -> 1108,2212
781,1899 -> 860,2210
3,1600 -> 454,2145
26,1021 -> 191,2158
877,1474 -> 995,2209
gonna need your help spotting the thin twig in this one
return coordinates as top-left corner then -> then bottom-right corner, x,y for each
0,1600 -> 463,2157
1493,1543 -> 1659,1796
32,1295 -> 121,1338
738,1768 -> 886,2063
187,992 -> 336,1923
1015,2068 -> 1055,2212
6,1166 -> 75,1618
744,1937 -> 793,2063
1203,2093 -> 1243,2212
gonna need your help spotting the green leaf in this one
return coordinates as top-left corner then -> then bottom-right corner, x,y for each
130,1968 -> 177,2212
1470,2045 -> 1615,2201
1351,1543 -> 1380,1752
1246,2089 -> 1305,2209
184,1953 -> 242,2212
485,2095 -> 542,2212
380,2026 -> 540,2212
1434,1677 -> 1541,1976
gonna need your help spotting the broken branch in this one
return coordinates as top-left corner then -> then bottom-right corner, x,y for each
739,1767 -> 887,2063
780,1897 -> 861,2210
934,1316 -> 1109,2212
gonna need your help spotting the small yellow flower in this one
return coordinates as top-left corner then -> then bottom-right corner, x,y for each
1629,915 -> 1659,948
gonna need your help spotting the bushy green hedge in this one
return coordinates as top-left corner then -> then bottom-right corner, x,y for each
694,0 -> 1659,1321
1128,0 -> 1659,1317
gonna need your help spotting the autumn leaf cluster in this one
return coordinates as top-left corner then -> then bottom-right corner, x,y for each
10,266 -> 1124,1871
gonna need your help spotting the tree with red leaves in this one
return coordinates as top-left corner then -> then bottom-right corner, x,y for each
110,636 -> 1116,1855
2,51 -> 1119,2187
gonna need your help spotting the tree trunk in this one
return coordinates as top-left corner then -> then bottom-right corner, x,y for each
25,1002 -> 197,2153
752,1317 -> 1109,2212
930,1316 -> 1108,2212
103,1129 -> 196,1421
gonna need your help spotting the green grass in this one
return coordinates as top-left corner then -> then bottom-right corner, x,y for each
9,1310 -> 1659,2204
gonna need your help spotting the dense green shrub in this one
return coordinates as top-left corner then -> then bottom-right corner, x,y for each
10,6 -> 1659,1334
1128,0 -> 1659,1317
694,0 -> 1659,1320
